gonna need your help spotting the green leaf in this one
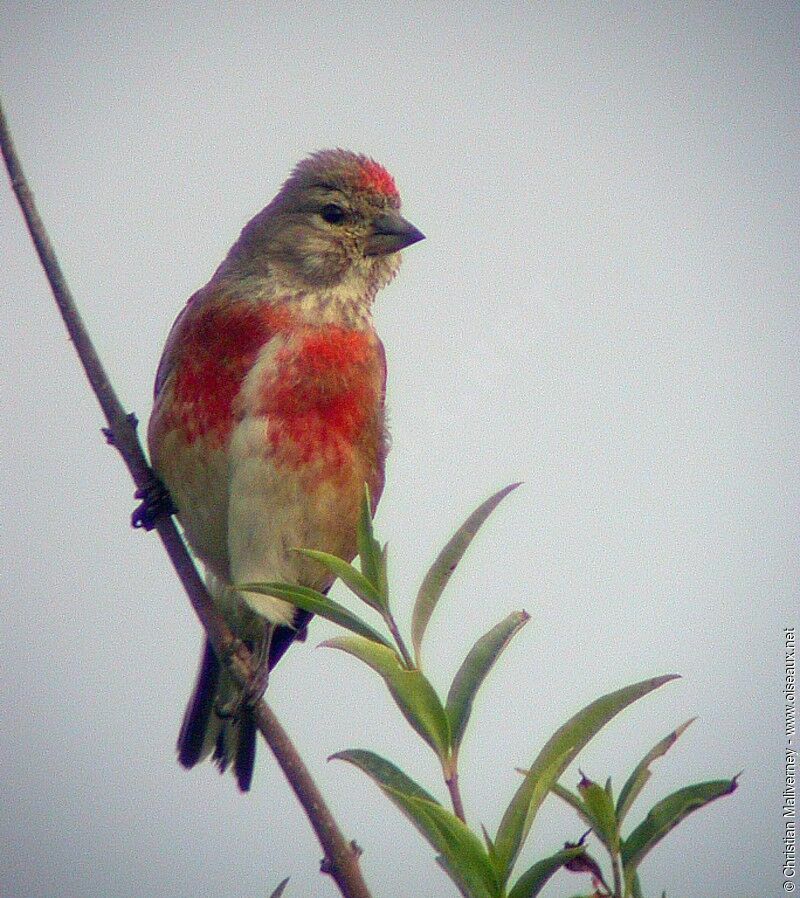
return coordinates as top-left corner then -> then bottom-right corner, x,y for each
293,548 -> 385,610
358,484 -> 384,593
411,483 -> 521,667
379,542 -> 390,607
493,674 -> 678,881
481,824 -> 500,871
382,787 -> 501,898
336,748 -> 498,898
435,855 -> 479,898
238,581 -> 392,648
616,717 -> 696,823
268,877 -> 290,898
621,776 -> 739,873
552,781 -> 619,854
507,847 -> 586,898
330,748 -> 441,805
323,635 -> 451,759
578,778 -> 619,852
551,783 -> 593,829
446,611 -> 530,751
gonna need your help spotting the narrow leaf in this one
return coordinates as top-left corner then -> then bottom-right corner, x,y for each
446,611 -> 530,750
331,748 -> 441,805
551,783 -> 595,831
507,847 -> 586,898
239,581 -> 391,648
268,877 -> 290,898
324,635 -> 451,759
293,548 -> 385,610
435,855 -> 479,898
338,752 -> 498,898
552,779 -> 621,862
411,483 -> 521,667
578,778 -> 619,852
358,484 -> 383,591
382,787 -> 500,898
493,674 -> 678,880
379,542 -> 390,606
621,776 -> 739,872
616,717 -> 696,823
481,824 -> 500,872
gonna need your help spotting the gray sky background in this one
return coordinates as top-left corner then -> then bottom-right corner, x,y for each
1,3 -> 797,896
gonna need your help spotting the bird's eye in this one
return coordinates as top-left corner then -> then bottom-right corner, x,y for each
320,203 -> 346,224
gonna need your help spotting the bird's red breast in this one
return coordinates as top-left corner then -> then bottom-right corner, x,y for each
162,297 -> 291,445
260,325 -> 385,475
151,288 -> 387,488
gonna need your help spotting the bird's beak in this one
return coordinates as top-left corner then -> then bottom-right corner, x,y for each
365,211 -> 425,256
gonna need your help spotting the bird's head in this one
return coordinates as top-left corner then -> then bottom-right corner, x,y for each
220,150 -> 424,296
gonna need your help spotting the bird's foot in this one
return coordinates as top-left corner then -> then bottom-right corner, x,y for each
244,660 -> 271,707
244,627 -> 274,707
212,635 -> 270,719
214,695 -> 241,720
131,474 -> 177,530
215,665 -> 268,719
213,630 -> 273,716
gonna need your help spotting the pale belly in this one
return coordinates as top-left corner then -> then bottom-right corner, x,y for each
226,413 -> 375,625
157,411 -> 376,633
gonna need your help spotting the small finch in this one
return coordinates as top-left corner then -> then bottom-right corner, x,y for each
148,150 -> 424,791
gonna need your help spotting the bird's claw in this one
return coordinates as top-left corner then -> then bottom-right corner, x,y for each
214,636 -> 271,718
244,660 -> 271,707
243,628 -> 274,706
214,696 -> 241,720
131,475 -> 177,530
214,659 -> 270,720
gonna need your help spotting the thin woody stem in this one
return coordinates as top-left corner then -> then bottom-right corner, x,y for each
611,851 -> 623,898
0,98 -> 372,898
383,611 -> 415,669
445,770 -> 466,824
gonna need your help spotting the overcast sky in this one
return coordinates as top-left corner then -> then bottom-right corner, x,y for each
1,3 -> 797,897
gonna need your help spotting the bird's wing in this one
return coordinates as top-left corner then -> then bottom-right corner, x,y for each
153,292 -> 200,399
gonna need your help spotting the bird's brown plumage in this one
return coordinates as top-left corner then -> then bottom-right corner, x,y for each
148,150 -> 422,790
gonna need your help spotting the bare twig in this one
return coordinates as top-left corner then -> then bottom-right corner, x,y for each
0,98 -> 372,898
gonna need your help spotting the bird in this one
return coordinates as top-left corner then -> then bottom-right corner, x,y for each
147,149 -> 424,791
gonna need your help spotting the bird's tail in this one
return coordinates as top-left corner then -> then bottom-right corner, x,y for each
176,607 -> 312,792
176,638 -> 257,792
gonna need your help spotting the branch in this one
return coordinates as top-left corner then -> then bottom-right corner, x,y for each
0,97 -> 373,898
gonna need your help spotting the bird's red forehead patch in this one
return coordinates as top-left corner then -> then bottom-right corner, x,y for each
357,159 -> 398,198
